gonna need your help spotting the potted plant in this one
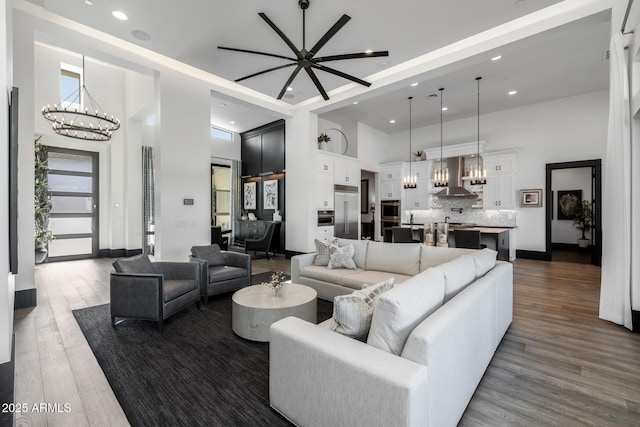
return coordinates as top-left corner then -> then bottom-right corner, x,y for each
317,132 -> 331,151
34,136 -> 54,263
572,200 -> 592,249
413,150 -> 424,161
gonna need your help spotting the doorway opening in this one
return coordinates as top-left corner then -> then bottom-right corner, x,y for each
545,159 -> 601,265
47,147 -> 99,261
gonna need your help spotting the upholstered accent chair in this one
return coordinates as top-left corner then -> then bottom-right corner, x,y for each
110,254 -> 201,332
190,244 -> 251,304
245,221 -> 281,259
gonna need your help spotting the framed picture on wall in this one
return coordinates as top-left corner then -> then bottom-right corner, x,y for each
243,182 -> 256,209
557,190 -> 582,220
263,180 -> 278,210
519,189 -> 543,208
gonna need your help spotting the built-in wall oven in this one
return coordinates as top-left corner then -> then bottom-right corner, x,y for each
381,200 -> 401,242
317,210 -> 335,226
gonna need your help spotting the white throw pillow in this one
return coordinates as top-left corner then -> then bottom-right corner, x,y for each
327,244 -> 357,270
470,248 -> 498,278
329,278 -> 395,340
367,268 -> 446,355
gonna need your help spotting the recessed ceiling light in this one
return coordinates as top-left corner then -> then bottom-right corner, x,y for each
389,119 -> 396,124
112,10 -> 129,21
441,107 -> 448,111
287,87 -> 293,92
491,55 -> 502,61
230,121 -> 236,125
220,103 -> 227,108
365,49 -> 373,54
508,90 -> 518,95
378,61 -> 389,68
84,0 -> 93,5
410,82 -> 419,87
352,101 -> 359,105
131,30 -> 151,41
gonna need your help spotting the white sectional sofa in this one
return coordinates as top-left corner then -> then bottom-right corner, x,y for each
271,245 -> 513,427
291,238 -> 476,301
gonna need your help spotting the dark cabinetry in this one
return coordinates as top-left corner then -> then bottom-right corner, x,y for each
261,126 -> 285,173
241,134 -> 262,178
241,120 -> 285,177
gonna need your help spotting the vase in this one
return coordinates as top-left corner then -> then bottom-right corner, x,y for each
35,246 -> 48,264
318,141 -> 328,151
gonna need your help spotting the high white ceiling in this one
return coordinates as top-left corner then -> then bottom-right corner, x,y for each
26,0 -> 610,134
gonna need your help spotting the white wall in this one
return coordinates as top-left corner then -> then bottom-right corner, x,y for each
387,90 -> 608,251
551,167 -> 592,244
211,134 -> 240,160
1,0 -> 15,364
154,69 -> 211,261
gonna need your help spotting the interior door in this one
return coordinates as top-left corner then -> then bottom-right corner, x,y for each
46,147 -> 99,261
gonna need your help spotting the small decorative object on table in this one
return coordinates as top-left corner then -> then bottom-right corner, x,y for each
317,132 -> 331,151
261,272 -> 287,297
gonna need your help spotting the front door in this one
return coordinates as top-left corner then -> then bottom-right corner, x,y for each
46,147 -> 99,261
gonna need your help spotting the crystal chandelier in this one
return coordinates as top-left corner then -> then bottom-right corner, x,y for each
41,56 -> 120,141
470,77 -> 487,185
403,96 -> 417,189
433,88 -> 448,188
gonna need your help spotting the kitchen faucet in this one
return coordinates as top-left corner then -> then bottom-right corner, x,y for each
445,216 -> 450,223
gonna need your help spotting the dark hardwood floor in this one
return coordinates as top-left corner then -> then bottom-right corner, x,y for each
12,256 -> 640,426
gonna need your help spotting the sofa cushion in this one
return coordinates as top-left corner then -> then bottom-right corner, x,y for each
329,278 -> 394,341
208,265 -> 247,283
164,279 -> 198,302
367,268 -> 446,355
366,241 -> 421,276
436,255 -> 476,301
112,254 -> 156,274
327,244 -> 357,270
341,270 -> 411,290
336,238 -> 368,269
191,244 -> 225,267
469,248 -> 498,278
313,239 -> 334,266
419,246 -> 476,271
299,265 -> 362,285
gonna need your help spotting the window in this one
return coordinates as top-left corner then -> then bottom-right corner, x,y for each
60,63 -> 82,108
211,165 -> 231,231
211,126 -> 233,141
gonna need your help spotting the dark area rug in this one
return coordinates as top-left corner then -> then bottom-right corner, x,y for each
72,273 -> 333,427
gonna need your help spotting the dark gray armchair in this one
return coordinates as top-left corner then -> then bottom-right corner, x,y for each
190,244 -> 251,304
110,254 -> 201,332
245,221 -> 281,259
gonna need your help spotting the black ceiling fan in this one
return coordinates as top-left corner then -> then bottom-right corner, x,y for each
218,0 -> 389,101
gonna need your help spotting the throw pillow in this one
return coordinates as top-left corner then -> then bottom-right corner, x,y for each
329,278 -> 395,340
112,253 -> 156,274
327,243 -> 357,270
191,244 -> 225,266
313,238 -> 334,266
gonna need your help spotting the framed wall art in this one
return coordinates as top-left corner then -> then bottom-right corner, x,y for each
263,180 -> 278,210
557,189 -> 582,220
519,189 -> 543,208
243,182 -> 256,210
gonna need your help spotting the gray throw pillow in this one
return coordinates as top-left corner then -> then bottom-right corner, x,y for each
329,278 -> 395,340
327,243 -> 357,270
313,238 -> 336,266
112,254 -> 156,274
191,244 -> 225,266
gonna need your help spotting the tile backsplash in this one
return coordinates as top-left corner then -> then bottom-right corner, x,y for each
407,197 -> 516,227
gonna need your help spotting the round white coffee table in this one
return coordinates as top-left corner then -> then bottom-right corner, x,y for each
232,283 -> 317,342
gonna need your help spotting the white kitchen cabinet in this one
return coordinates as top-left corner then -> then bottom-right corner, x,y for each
317,173 -> 334,210
405,161 -> 432,210
317,156 -> 334,175
334,159 -> 359,185
482,152 -> 517,210
379,163 -> 405,201
315,226 -> 335,245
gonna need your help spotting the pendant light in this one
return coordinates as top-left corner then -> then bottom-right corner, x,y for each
470,77 -> 487,185
403,96 -> 417,189
433,88 -> 448,188
41,56 -> 120,141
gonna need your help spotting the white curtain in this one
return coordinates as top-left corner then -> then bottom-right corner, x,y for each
599,32 -> 632,329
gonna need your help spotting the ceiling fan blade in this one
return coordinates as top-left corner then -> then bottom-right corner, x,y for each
277,66 -> 303,99
311,64 -> 371,87
304,67 -> 329,100
258,13 -> 303,59
313,51 -> 389,63
218,46 -> 297,62
236,63 -> 297,83
307,14 -> 351,58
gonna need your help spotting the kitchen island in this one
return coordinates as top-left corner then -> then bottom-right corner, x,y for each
448,227 -> 510,261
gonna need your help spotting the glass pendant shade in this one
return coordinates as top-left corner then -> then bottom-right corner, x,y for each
404,96 -> 417,189
470,77 -> 486,185
433,88 -> 448,188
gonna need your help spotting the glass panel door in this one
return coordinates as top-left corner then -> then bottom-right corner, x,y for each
47,148 -> 99,261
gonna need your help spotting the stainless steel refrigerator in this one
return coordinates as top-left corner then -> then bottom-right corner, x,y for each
334,185 -> 359,240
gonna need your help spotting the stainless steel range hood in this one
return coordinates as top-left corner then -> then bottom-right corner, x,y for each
435,157 -> 476,198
